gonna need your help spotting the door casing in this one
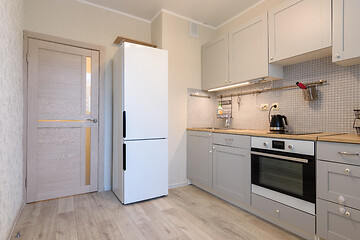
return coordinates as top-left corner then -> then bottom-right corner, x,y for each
23,31 -> 106,201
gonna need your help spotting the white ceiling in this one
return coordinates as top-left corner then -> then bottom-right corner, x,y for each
78,0 -> 263,29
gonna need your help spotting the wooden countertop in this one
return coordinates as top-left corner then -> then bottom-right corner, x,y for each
318,133 -> 360,144
187,128 -> 343,141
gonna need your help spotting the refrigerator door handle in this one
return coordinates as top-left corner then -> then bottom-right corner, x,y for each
123,111 -> 126,138
123,143 -> 126,171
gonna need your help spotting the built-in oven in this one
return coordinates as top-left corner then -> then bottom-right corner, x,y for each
251,137 -> 315,215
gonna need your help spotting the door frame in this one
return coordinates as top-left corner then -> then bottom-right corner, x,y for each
23,31 -> 106,201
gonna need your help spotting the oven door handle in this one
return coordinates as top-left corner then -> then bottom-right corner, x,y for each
251,151 -> 309,163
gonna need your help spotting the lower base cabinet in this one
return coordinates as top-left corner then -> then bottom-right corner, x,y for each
187,131 -> 213,188
212,145 -> 250,205
317,198 -> 360,240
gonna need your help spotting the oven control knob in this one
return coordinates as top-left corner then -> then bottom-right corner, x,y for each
338,196 -> 345,204
288,144 -> 294,150
263,142 -> 268,147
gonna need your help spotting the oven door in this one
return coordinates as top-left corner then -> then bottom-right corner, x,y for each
251,148 -> 315,203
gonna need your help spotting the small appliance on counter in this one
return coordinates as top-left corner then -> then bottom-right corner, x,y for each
268,104 -> 288,132
270,115 -> 288,132
354,109 -> 360,135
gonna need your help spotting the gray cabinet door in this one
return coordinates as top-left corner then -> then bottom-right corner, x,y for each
317,198 -> 360,240
213,145 -> 250,204
187,131 -> 213,188
201,34 -> 229,90
317,160 -> 360,210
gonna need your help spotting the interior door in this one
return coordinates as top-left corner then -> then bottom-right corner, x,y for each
27,39 -> 99,203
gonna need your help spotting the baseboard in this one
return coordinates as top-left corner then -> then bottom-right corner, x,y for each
7,200 -> 25,240
168,181 -> 189,189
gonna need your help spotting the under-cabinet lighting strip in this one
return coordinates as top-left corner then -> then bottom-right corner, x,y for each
208,81 -> 250,92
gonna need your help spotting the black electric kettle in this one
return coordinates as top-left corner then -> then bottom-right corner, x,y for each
270,115 -> 288,131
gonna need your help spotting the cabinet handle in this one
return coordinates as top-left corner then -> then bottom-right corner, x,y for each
335,54 -> 340,59
275,210 -> 280,214
345,212 -> 351,217
209,150 -> 212,153
338,195 -> 345,204
338,152 -> 359,156
345,168 -> 351,173
270,57 -> 274,61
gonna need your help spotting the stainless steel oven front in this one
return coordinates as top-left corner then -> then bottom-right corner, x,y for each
251,137 -> 315,215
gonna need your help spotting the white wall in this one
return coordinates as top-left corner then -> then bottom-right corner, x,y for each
153,12 -> 216,188
216,0 -> 286,34
24,0 -> 152,190
0,0 -> 24,239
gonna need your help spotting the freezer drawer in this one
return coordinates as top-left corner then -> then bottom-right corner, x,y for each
123,139 -> 168,204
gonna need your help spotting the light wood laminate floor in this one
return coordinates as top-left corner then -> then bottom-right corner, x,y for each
11,185 -> 302,240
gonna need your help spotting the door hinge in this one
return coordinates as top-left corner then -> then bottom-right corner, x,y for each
25,178 -> 27,188
26,53 -> 29,63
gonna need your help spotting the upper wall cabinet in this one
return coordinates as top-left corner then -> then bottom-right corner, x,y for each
268,0 -> 331,65
229,13 -> 282,85
201,34 -> 229,90
333,0 -> 360,66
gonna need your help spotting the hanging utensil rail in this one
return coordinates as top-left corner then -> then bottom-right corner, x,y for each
216,79 -> 327,98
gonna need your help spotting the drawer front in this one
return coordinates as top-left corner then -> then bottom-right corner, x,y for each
317,199 -> 360,240
317,160 -> 360,209
213,133 -> 250,149
252,194 -> 315,234
317,141 -> 360,166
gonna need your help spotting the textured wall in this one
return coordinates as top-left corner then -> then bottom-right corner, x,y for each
0,0 -> 24,239
188,57 -> 360,134
160,12 -> 216,188
24,0 -> 151,190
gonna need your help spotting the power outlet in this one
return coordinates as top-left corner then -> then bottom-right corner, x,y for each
271,103 -> 279,110
260,104 -> 269,111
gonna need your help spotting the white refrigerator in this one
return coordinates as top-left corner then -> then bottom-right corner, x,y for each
112,42 -> 168,204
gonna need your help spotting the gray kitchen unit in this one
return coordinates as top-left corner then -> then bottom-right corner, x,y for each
187,131 -> 213,189
187,131 -> 251,209
212,133 -> 251,205
187,130 -> 318,240
317,141 -> 360,240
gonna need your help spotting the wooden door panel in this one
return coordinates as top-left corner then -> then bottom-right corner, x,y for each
27,39 -> 99,203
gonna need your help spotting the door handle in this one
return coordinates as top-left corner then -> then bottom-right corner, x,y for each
123,144 -> 126,171
338,152 -> 359,156
86,118 -> 98,123
123,111 -> 126,138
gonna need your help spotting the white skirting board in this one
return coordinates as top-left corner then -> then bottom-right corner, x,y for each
168,181 -> 190,189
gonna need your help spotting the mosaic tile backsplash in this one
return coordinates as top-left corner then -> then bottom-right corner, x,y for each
188,57 -> 360,134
